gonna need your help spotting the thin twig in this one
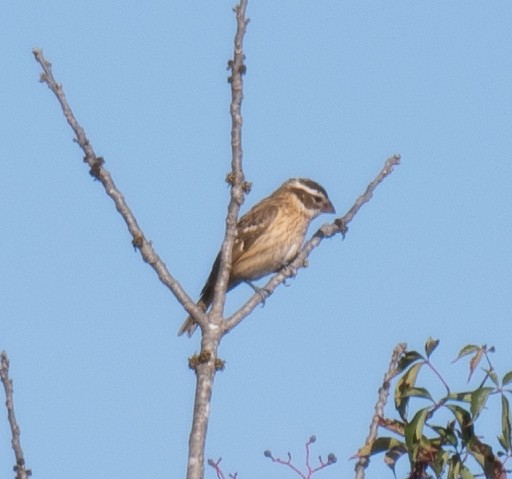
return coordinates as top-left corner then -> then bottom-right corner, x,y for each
334,154 -> 401,234
354,342 -> 407,479
31,48 -> 205,325
224,154 -> 401,333
265,436 -> 337,478
207,457 -> 239,479
0,352 -> 31,479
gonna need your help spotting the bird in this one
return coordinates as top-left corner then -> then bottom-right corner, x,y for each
178,178 -> 335,337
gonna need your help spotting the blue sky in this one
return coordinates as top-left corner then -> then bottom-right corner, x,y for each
2,2 -> 512,478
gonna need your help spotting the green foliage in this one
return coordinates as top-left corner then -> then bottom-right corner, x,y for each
357,340 -> 512,478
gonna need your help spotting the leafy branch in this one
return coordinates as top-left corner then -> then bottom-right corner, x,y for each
357,339 -> 511,479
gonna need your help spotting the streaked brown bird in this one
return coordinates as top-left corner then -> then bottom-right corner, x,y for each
178,178 -> 335,337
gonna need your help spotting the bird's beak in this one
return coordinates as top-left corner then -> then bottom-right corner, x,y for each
323,200 -> 335,214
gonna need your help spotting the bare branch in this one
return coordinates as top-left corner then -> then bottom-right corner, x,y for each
354,343 -> 407,479
224,154 -> 401,333
31,48 -> 204,324
333,154 -> 401,235
185,3 -> 250,479
0,352 -> 31,479
209,0 -> 250,323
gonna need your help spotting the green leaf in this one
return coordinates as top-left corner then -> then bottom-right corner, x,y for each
431,423 -> 458,447
396,350 -> 424,373
498,433 -> 509,452
453,344 -> 480,362
425,337 -> 440,359
447,391 -> 473,403
502,371 -> 512,386
447,454 -> 461,479
383,442 -> 407,475
486,369 -> 499,387
432,449 -> 450,478
468,348 -> 484,382
356,437 -> 405,457
446,404 -> 475,443
459,465 -> 475,479
501,394 -> 511,452
404,407 -> 429,455
402,387 -> 434,402
395,362 -> 424,420
470,387 -> 493,420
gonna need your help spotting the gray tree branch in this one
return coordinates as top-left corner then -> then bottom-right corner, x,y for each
31,48 -> 205,327
185,2 -> 249,479
354,342 -> 407,479
1,352 -> 31,479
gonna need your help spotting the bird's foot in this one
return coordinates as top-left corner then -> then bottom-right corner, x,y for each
246,281 -> 268,306
281,264 -> 299,286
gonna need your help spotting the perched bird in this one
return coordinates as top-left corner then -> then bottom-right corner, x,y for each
178,178 -> 335,337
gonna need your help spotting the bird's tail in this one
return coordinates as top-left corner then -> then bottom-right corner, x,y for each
177,299 -> 209,337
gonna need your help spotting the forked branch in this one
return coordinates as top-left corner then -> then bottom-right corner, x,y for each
32,1 -> 400,477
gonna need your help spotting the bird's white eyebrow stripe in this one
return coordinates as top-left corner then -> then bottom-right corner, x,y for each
288,180 -> 323,197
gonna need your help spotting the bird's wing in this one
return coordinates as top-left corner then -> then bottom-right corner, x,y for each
233,200 -> 279,260
199,200 -> 279,301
